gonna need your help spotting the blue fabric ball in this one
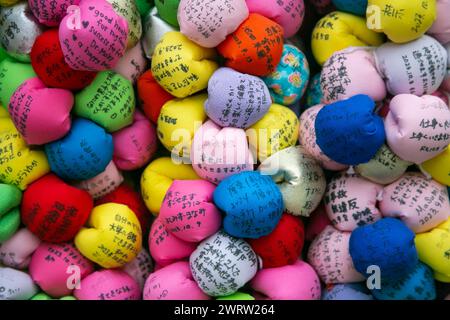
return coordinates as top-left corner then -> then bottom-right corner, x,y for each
263,44 -> 310,106
213,171 -> 284,239
315,94 -> 385,165
322,283 -> 374,300
372,262 -> 436,300
45,118 -> 113,180
332,0 -> 368,16
305,73 -> 323,109
349,218 -> 418,281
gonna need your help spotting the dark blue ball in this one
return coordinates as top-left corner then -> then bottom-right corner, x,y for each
349,218 -> 418,281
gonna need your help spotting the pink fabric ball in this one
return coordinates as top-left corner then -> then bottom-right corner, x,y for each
143,261 -> 210,300
380,172 -> 450,233
0,229 -> 41,269
321,48 -> 386,104
8,77 -> 73,145
385,94 -> 450,164
58,0 -> 128,71
29,242 -> 94,297
159,180 -> 222,242
191,120 -> 254,184
251,260 -> 321,300
74,269 -> 140,300
246,0 -> 305,38
178,0 -> 249,48
324,173 -> 383,231
113,111 -> 158,171
307,225 -> 365,283
148,218 -> 197,267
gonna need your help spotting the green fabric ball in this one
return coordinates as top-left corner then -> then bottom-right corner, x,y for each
0,183 -> 22,216
0,59 -> 36,108
155,0 -> 180,27
0,207 -> 21,243
135,0 -> 153,17
31,293 -> 53,300
74,71 -> 135,132
0,46 -> 8,63
217,292 -> 255,300
31,293 -> 77,300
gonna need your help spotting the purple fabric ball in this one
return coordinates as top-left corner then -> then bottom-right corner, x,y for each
205,67 -> 272,129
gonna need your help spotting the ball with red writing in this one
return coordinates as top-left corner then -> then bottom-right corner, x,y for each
21,174 -> 93,242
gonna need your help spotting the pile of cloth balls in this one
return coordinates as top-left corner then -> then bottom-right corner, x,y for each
0,0 -> 450,301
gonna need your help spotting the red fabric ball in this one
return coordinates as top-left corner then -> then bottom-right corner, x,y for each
137,70 -> 174,124
30,29 -> 97,90
305,204 -> 331,242
217,14 -> 284,76
249,214 -> 305,268
95,184 -> 151,234
21,174 -> 93,243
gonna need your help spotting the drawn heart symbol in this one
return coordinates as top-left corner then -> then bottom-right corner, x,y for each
88,6 -> 95,10
82,21 -> 89,28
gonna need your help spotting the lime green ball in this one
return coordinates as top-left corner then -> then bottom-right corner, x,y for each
74,71 -> 135,133
155,0 -> 180,27
0,59 -> 36,108
31,293 -> 53,300
217,292 -> 255,300
135,0 -> 153,17
0,183 -> 22,216
0,46 -> 8,63
0,207 -> 21,243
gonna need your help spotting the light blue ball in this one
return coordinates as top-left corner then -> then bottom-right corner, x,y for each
263,44 -> 310,106
332,0 -> 368,16
305,73 -> 323,109
45,118 -> 113,181
213,171 -> 284,239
